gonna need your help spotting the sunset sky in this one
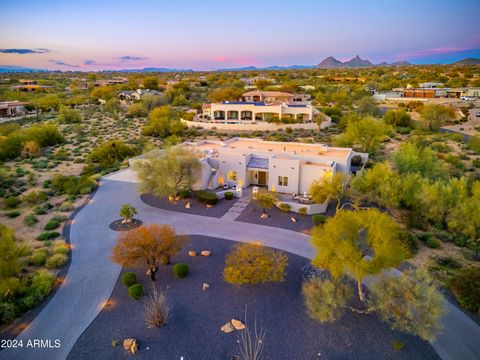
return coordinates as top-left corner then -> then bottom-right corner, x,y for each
1,0 -> 479,71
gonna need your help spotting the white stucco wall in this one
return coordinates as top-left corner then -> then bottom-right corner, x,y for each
268,157 -> 300,193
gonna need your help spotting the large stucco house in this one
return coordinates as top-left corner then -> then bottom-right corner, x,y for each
201,90 -> 319,122
132,138 -> 367,214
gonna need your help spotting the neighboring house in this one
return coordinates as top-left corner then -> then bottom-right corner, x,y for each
418,82 -> 444,88
200,90 -> 318,122
242,90 -> 311,103
0,101 -> 28,118
395,87 -> 480,99
94,77 -> 128,87
118,89 -> 162,104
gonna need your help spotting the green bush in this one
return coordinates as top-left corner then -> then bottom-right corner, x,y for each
28,270 -> 54,300
399,231 -> 419,256
298,207 -> 308,216
45,253 -> 68,268
172,263 -> 189,278
37,231 -> 61,241
51,174 -> 97,196
121,272 -> 137,287
23,191 -> 48,204
29,251 -> 48,266
224,191 -> 234,200
0,302 -> 17,324
426,237 -> 441,249
5,211 -> 21,218
4,196 -> 21,209
450,267 -> 480,313
128,284 -> 144,299
196,190 -> 218,206
312,214 -> 326,225
24,213 -> 38,226
52,240 -> 69,255
179,190 -> 191,199
278,203 -> 291,212
44,219 -> 60,231
89,140 -> 136,167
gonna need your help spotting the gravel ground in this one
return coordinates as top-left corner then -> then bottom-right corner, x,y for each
141,193 -> 238,218
68,235 -> 439,360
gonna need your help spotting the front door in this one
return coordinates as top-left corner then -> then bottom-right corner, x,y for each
258,171 -> 267,186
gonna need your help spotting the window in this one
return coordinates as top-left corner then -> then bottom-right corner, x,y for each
227,170 -> 237,181
278,176 -> 288,186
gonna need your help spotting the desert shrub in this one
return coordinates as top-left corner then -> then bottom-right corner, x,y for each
36,231 -> 61,241
58,105 -> 82,124
121,272 -> 137,287
450,267 -> 480,313
278,202 -> 291,212
58,201 -> 74,212
302,277 -> 352,323
23,190 -> 48,204
0,302 -> 17,324
172,263 -> 189,278
196,190 -> 218,205
24,213 -> 38,226
26,269 -> 54,304
399,231 -> 419,256
29,251 -> 48,266
44,219 -> 60,231
224,242 -> 288,285
89,139 -> 136,167
128,284 -> 144,299
45,253 -> 68,268
298,207 -> 308,216
144,287 -> 170,327
4,196 -> 21,209
312,214 -> 326,225
5,211 -> 21,218
33,202 -> 53,215
224,191 -> 234,200
391,341 -> 405,351
179,190 -> 191,199
51,174 -> 97,196
52,240 -> 69,255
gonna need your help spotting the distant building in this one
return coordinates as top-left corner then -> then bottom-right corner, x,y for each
241,90 -> 311,104
0,101 -> 28,118
94,77 -> 128,87
118,89 -> 162,104
418,82 -> 444,88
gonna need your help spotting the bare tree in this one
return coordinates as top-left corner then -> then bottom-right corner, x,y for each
239,313 -> 266,360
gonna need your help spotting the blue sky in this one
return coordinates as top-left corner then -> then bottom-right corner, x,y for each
0,0 -> 479,70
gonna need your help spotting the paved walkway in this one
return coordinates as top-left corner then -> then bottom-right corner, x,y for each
221,187 -> 252,221
1,168 -> 479,360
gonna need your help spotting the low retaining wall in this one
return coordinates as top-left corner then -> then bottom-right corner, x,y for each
276,200 -> 328,215
181,118 -> 323,132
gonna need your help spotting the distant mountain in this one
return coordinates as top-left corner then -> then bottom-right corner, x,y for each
316,55 -> 411,68
453,58 -> 480,65
316,56 -> 343,69
0,65 -> 48,73
343,55 -> 373,68
116,67 -> 193,73
216,65 -> 315,71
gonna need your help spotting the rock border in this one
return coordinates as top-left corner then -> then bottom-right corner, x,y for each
109,218 -> 143,231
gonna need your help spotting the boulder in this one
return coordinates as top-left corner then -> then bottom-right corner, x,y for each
231,319 -> 245,330
188,251 -> 197,257
123,338 -> 138,354
221,322 -> 235,334
201,250 -> 211,257
260,213 -> 269,219
291,217 -> 297,223
185,202 -> 191,209
202,283 -> 210,291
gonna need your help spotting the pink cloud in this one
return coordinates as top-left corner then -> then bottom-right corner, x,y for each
395,36 -> 480,59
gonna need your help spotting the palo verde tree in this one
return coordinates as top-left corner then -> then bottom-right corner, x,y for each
254,191 -> 278,217
111,224 -> 185,281
310,172 -> 346,211
134,147 -> 201,200
310,208 -> 406,302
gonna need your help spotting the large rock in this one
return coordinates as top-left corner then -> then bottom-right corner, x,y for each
221,322 -> 235,334
201,250 -> 211,257
185,202 -> 191,209
123,338 -> 138,354
202,283 -> 210,291
188,251 -> 197,257
260,213 -> 269,219
231,319 -> 245,330
291,217 -> 297,223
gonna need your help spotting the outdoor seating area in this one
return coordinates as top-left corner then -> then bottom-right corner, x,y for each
291,192 -> 313,204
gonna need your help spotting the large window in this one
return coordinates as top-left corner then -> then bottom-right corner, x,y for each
227,170 -> 237,181
278,176 -> 288,186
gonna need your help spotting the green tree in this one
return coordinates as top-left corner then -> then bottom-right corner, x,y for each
119,204 -> 137,223
143,106 -> 184,138
356,96 -> 380,116
369,268 -> 445,341
392,142 -> 446,180
127,103 -> 148,118
254,191 -> 278,217
208,87 -> 244,102
143,76 -> 159,90
383,109 -> 411,127
335,116 -> 390,153
58,105 -> 82,124
134,147 -> 201,199
89,139 -> 136,167
447,181 -> 480,241
311,209 -> 405,301
223,242 -> 288,285
420,104 -> 455,130
310,172 -> 346,211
